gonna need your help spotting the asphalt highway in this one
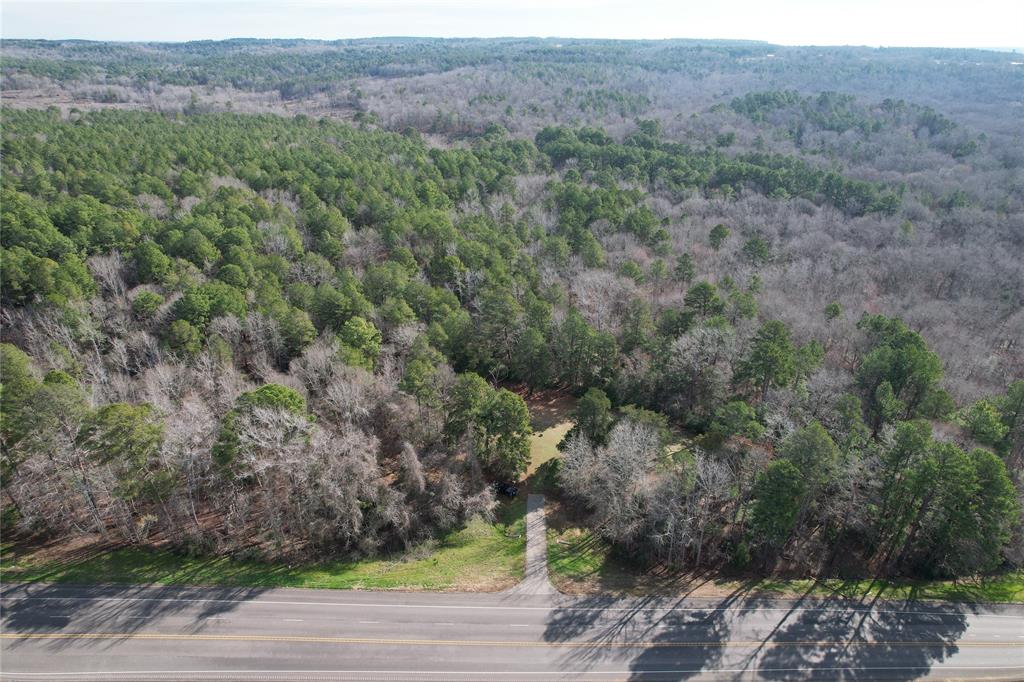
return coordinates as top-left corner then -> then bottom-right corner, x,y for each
1,583 -> 1022,681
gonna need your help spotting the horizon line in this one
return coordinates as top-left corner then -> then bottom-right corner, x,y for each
2,35 -> 1022,53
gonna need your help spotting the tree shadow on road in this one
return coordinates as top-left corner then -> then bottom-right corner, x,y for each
542,583 -> 983,682
542,590 -> 742,680
1,581 -> 271,653
756,594 -> 970,681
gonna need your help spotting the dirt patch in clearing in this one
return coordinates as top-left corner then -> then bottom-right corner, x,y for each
505,385 -> 577,430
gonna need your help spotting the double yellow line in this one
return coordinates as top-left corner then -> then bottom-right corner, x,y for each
2,633 -> 1019,648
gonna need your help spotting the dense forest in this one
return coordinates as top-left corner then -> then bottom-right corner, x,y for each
1,38 -> 1022,578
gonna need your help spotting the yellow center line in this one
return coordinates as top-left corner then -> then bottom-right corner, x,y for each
1,633 -> 1019,648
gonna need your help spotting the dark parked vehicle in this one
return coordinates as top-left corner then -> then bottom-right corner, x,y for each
491,481 -> 519,498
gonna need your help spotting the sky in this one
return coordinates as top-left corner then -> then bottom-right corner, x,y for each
2,0 -> 1022,50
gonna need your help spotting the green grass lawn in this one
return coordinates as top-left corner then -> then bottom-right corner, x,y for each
547,524 -> 644,592
526,421 -> 572,478
547,524 -> 1024,604
1,498 -> 526,592
548,527 -> 608,582
744,573 -> 1024,603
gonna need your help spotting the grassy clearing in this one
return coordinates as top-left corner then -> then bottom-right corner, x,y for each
521,389 -> 575,493
0,498 -> 526,592
527,420 -> 572,477
548,526 -> 614,583
547,523 -> 1024,604
547,523 -> 653,593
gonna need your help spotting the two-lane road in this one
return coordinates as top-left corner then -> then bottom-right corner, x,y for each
1,583 -> 1022,680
